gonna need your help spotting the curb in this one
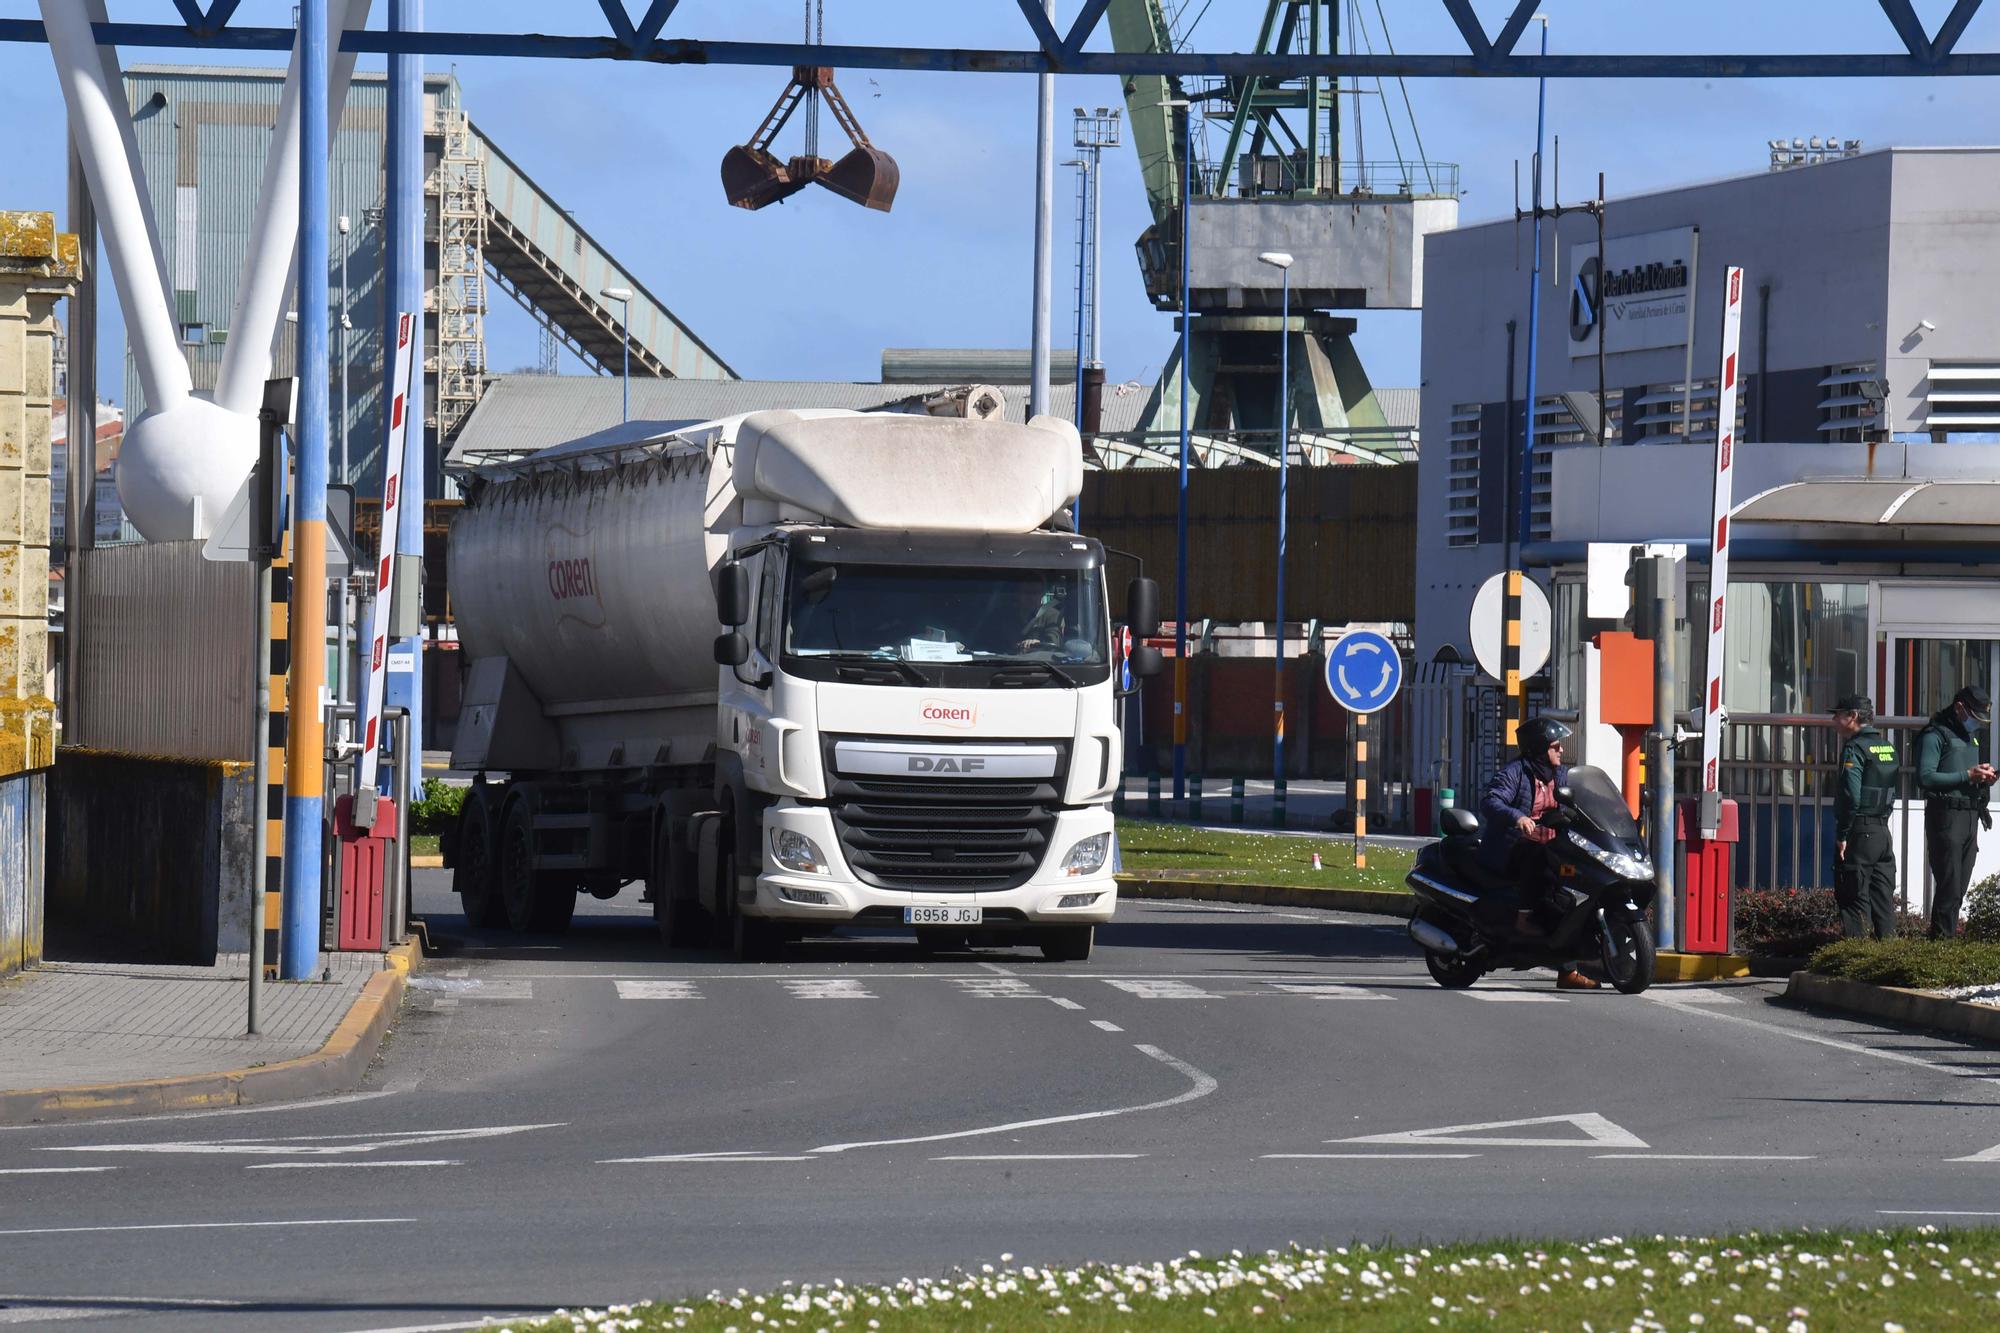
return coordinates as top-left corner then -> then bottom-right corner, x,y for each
412,854 -> 443,868
1784,970 -> 2000,1044
0,939 -> 421,1126
1655,951 -> 1752,982
1117,876 -> 1415,918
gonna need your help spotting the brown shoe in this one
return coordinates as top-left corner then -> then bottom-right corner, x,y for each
1556,970 -> 1600,991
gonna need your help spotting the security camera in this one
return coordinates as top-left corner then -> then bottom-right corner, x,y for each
1918,319 -> 1937,332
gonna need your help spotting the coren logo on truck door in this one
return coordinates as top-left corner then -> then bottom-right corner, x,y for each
909,754 -> 986,774
920,701 -> 978,729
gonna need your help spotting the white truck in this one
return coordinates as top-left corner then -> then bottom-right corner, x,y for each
444,407 -> 1162,961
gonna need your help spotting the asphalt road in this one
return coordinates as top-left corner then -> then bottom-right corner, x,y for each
4,874 -> 2000,1331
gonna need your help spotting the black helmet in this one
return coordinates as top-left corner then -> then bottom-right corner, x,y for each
1518,716 -> 1573,759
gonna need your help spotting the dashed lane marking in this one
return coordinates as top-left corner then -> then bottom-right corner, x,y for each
0,1167 -> 116,1176
246,1160 -> 464,1170
1090,1020 -> 1124,1032
0,1218 -> 414,1238
1592,1154 -> 1812,1161
615,979 -> 703,1000
1262,1153 -> 1480,1160
931,1153 -> 1148,1161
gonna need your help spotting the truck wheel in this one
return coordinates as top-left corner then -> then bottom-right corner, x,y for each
529,879 -> 577,934
732,908 -> 783,962
1038,925 -> 1094,963
499,797 -> 543,932
651,822 -> 704,949
454,786 -> 505,929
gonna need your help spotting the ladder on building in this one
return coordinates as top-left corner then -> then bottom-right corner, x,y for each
432,105 -> 488,441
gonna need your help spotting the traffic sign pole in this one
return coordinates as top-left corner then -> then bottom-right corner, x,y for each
1324,629 -> 1403,861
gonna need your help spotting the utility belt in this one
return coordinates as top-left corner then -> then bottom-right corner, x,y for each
1848,812 -> 1890,826
1927,794 -> 1988,812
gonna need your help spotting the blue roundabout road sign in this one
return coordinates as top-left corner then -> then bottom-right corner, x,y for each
1324,630 -> 1403,714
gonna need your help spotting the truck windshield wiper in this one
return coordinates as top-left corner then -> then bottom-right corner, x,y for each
823,652 -> 928,685
990,660 -> 1080,688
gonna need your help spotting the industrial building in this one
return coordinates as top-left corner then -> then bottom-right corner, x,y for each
1413,145 -> 2000,900
116,63 -> 732,523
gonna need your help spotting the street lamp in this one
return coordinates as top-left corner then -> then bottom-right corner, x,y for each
600,286 -> 633,424
1258,250 -> 1294,809
1163,96 -> 1195,804
337,212 -> 350,486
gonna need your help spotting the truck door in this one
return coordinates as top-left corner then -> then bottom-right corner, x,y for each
740,546 -> 784,787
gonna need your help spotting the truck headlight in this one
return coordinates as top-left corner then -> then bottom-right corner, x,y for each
1061,832 -> 1111,877
771,828 -> 828,875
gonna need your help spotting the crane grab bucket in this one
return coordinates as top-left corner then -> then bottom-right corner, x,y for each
719,66 -> 899,213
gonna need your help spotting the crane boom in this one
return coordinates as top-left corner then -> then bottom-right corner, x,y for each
1105,0 -> 1181,226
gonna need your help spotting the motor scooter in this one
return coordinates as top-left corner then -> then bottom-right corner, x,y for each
1405,766 -> 1656,994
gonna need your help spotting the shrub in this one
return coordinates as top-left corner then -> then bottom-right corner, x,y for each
409,778 -> 465,835
1734,886 -> 1840,957
1966,873 -> 2000,943
1809,936 -> 2000,990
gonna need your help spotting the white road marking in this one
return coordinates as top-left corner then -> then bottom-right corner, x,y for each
978,962 -> 1017,976
0,1218 -> 413,1237
406,977 -> 532,999
783,979 -> 875,1000
810,1043 -> 1218,1155
1880,1210 -> 2000,1217
46,1123 -> 565,1158
1459,984 -> 1566,1003
246,1159 -> 463,1170
599,1151 -> 816,1164
1592,1154 -> 1813,1161
615,979 -> 702,1000
1646,990 -> 1740,1005
1263,1153 -> 1480,1160
1666,998 -> 2000,1087
1337,1112 -> 1649,1150
329,1320 -> 540,1333
0,1167 -> 116,1176
1090,1020 -> 1124,1032
1104,979 -> 1215,1000
931,1153 -> 1148,1161
953,978 -> 1044,999
1266,983 -> 1388,999
1950,1142 -> 2000,1162
0,1086 -> 409,1132
1051,997 -> 1085,1010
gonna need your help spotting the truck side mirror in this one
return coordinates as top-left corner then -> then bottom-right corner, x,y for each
1128,643 -> 1164,680
716,560 -> 751,627
713,631 -> 750,666
1126,577 -> 1161,638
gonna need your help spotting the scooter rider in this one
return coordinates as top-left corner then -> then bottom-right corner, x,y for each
1480,717 -> 1599,991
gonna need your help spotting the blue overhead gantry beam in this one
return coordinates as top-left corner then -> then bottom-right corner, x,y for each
4,0 -> 1996,76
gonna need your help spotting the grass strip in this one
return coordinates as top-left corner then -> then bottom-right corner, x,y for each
490,1225 -> 2000,1331
1809,937 -> 2000,989
1115,818 -> 1412,892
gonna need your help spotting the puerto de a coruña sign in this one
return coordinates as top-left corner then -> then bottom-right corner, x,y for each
1325,630 -> 1403,715
1568,225 -> 1697,358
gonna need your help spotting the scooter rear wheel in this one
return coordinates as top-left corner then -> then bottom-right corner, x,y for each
1424,949 -> 1484,989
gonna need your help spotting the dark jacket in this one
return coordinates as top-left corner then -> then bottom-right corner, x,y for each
1917,707 -> 1990,810
1480,756 -> 1572,864
1835,725 -> 1897,840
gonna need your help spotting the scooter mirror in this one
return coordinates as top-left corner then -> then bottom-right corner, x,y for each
1554,785 -> 1575,805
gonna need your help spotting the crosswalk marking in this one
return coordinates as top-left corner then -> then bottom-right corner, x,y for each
1458,985 -> 1566,1003
1647,990 -> 1739,1005
408,977 -> 533,1000
783,979 -> 876,1000
953,978 -> 1046,999
1267,983 -> 1389,999
615,980 -> 703,1000
1103,979 -> 1216,1000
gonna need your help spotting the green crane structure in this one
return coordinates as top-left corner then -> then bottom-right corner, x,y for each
1105,0 -> 1458,467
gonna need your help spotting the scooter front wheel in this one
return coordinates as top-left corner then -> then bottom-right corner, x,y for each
1599,914 -> 1656,994
1424,948 -> 1484,989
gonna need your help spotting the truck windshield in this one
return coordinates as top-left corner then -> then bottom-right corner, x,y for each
785,563 -> 1107,671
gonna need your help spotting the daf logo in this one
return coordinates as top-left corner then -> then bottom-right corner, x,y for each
909,755 -> 986,773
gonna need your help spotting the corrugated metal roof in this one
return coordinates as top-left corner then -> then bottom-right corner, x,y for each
881,348 -> 1079,384
1373,387 -> 1420,430
448,374 -> 1157,464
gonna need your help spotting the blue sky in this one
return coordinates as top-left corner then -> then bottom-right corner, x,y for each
3,1 -> 1997,405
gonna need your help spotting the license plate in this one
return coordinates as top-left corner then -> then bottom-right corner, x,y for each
904,905 -> 982,926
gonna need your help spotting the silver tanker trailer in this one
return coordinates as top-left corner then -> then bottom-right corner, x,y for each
445,407 -> 1162,961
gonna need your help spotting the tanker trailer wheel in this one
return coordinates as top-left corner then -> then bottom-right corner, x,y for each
498,796 -> 577,934
454,785 -> 505,929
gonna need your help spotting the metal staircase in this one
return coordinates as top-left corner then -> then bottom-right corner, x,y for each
433,105 -> 489,441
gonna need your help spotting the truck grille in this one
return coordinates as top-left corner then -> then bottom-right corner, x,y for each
825,745 -> 1067,892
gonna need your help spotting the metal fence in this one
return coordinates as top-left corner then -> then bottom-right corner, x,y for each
68,541 -> 253,762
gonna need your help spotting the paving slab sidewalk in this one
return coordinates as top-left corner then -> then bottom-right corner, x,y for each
0,947 -> 414,1123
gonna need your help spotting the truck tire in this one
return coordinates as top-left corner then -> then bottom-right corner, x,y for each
1039,925 -> 1094,962
454,786 -> 505,929
651,821 -> 704,949
497,796 -> 576,934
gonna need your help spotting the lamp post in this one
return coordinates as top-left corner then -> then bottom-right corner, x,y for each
1164,97 -> 1194,804
601,285 -> 633,423
1258,250 -> 1294,812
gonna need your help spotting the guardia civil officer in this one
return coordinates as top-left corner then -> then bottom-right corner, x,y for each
1916,684 -> 1995,939
1832,695 -> 1898,940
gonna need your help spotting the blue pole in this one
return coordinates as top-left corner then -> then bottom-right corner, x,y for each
1518,22 -> 1549,558
282,0 -> 330,980
1173,116 -> 1192,802
384,0 -> 425,802
1274,265 -> 1289,789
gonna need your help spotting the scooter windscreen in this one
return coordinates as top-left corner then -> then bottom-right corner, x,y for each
1563,766 -> 1642,843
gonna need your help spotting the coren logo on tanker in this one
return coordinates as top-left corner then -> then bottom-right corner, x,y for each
921,701 -> 978,729
548,557 -> 599,602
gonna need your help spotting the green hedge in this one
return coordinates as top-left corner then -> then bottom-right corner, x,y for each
408,778 -> 465,836
1809,936 -> 2000,989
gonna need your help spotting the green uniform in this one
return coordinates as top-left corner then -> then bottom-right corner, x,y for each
1835,725 -> 1899,940
1916,709 -> 1990,937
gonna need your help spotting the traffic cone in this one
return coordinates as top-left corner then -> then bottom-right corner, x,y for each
1311,851 -> 1323,871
